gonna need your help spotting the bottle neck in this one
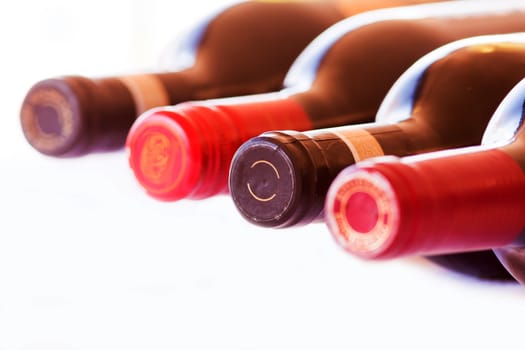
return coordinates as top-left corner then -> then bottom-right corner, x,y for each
227,124 -> 403,227
353,42 -> 525,159
127,95 -> 313,201
402,43 -> 525,149
326,148 -> 525,259
291,123 -> 421,178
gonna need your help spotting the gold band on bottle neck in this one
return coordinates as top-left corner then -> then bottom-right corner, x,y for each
118,74 -> 171,115
332,128 -> 384,161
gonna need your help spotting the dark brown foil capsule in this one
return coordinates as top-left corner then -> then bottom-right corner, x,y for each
229,131 -> 345,228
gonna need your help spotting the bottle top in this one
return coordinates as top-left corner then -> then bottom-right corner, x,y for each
126,106 -> 207,201
20,77 -> 92,156
229,130 -> 336,227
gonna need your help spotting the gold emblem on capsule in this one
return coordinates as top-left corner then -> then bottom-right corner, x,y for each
247,160 -> 280,202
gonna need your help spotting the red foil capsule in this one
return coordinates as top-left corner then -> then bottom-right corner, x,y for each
326,149 -> 525,259
127,96 -> 312,200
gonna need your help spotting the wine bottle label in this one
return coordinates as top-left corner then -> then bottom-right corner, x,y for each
118,74 -> 171,115
20,87 -> 74,153
332,128 -> 384,161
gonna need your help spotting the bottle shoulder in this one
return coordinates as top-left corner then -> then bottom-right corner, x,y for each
377,33 -> 525,125
482,78 -> 525,146
284,0 -> 525,91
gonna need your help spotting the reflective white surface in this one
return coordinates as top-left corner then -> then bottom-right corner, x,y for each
0,1 -> 524,349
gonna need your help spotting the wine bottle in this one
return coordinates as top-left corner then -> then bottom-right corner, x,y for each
21,0 -> 361,157
229,34 -> 525,229
323,76 -> 525,282
231,33 -> 525,282
127,0 -> 525,202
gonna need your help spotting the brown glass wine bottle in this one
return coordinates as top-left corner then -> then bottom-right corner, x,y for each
127,1 -> 525,203
323,73 -> 525,280
229,35 -> 525,229
20,0 -> 441,157
229,34 -> 525,282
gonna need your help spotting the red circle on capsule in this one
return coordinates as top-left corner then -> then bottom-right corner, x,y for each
344,191 -> 379,233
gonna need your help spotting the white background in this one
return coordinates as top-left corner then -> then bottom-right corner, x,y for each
0,1 -> 524,349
